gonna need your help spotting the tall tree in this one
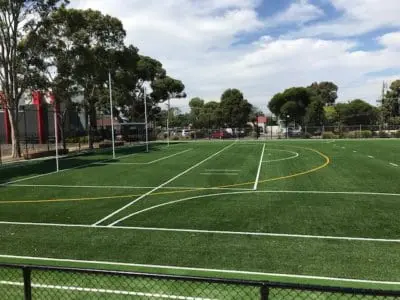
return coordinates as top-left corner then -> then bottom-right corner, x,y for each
383,80 -> 400,119
46,8 -> 126,148
336,99 -> 377,125
188,97 -> 204,128
268,87 -> 311,123
305,98 -> 326,126
220,89 -> 252,129
0,0 -> 69,157
308,81 -> 338,105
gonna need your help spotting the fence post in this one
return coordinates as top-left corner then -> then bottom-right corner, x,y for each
22,267 -> 32,300
260,285 -> 269,300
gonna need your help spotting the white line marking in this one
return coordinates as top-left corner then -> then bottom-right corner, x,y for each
0,221 -> 398,243
253,144 -> 266,190
1,151 -> 141,186
368,155 -> 374,159
0,281 -> 215,300
0,255 -> 398,285
107,190 -> 400,227
205,169 -> 240,172
94,143 -> 236,226
353,151 -> 357,153
7,184 -> 252,191
147,149 -> 193,164
262,150 -> 299,163
96,149 -> 193,166
390,163 -> 398,167
200,173 -> 238,176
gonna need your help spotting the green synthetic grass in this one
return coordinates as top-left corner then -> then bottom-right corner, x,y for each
0,139 -> 400,296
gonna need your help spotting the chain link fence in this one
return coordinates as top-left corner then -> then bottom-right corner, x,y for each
0,106 -> 155,164
0,264 -> 399,299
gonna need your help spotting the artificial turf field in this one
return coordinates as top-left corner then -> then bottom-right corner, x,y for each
0,139 -> 399,298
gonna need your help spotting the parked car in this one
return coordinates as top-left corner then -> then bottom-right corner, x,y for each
210,131 -> 232,139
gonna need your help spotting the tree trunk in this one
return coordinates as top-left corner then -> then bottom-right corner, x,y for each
87,101 -> 97,150
7,107 -> 21,158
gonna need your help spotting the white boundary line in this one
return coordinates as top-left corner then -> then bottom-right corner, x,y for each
1,151 -> 141,186
93,143 -> 236,226
0,281 -> 215,300
253,144 -> 266,190
390,163 -> 398,167
205,169 -> 240,172
95,149 -> 193,166
200,173 -> 238,176
108,190 -> 400,227
6,183 -> 252,191
147,149 -> 193,164
263,149 -> 299,163
0,221 -> 398,243
0,254 -> 398,285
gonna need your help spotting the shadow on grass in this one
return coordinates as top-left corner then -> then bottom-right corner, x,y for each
0,142 -> 172,184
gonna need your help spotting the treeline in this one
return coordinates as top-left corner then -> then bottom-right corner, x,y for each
0,2 -> 185,157
165,89 -> 260,131
268,80 -> 400,127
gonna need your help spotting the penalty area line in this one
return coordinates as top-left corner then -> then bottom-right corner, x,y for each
0,254 -> 398,286
92,142 -> 236,226
253,143 -> 266,190
0,221 -> 398,243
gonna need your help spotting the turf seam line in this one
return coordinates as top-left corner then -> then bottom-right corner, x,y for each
0,281 -> 215,299
94,142 -> 236,226
253,143 -> 266,190
0,254 -> 398,285
0,221 -> 399,243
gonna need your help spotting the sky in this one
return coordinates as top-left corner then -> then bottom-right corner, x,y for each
71,0 -> 400,112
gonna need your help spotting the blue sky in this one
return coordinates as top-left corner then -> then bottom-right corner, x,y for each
73,0 -> 400,111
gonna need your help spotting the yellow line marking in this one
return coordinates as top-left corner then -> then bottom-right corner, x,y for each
0,146 -> 330,205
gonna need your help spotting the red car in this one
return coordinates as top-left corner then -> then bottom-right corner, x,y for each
210,131 -> 231,139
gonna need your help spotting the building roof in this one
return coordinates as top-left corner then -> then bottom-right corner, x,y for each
257,116 -> 267,124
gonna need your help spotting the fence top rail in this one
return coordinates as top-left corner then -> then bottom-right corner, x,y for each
0,263 -> 399,296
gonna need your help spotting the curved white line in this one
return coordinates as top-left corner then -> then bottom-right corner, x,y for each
263,149 -> 299,163
110,190 -> 400,226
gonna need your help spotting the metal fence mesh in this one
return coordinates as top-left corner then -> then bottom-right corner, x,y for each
0,264 -> 399,300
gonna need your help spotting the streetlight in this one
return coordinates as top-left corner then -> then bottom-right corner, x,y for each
166,91 -> 186,146
108,71 -> 116,159
286,115 -> 290,139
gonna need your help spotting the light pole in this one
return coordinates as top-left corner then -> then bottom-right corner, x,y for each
286,115 -> 290,139
109,71 -> 116,159
144,87 -> 149,153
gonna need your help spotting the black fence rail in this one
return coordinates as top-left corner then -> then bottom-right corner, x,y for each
0,264 -> 399,299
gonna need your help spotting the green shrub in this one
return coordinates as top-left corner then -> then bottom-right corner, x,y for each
392,131 -> 400,138
303,132 -> 312,139
344,131 -> 359,138
322,131 -> 337,139
172,136 -> 180,140
378,131 -> 390,138
360,130 -> 372,138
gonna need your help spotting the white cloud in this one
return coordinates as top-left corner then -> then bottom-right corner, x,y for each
69,0 -> 400,112
292,0 -> 400,38
379,32 -> 400,50
267,0 -> 324,26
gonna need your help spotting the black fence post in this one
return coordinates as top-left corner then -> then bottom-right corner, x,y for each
22,267 -> 32,300
260,285 -> 269,300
